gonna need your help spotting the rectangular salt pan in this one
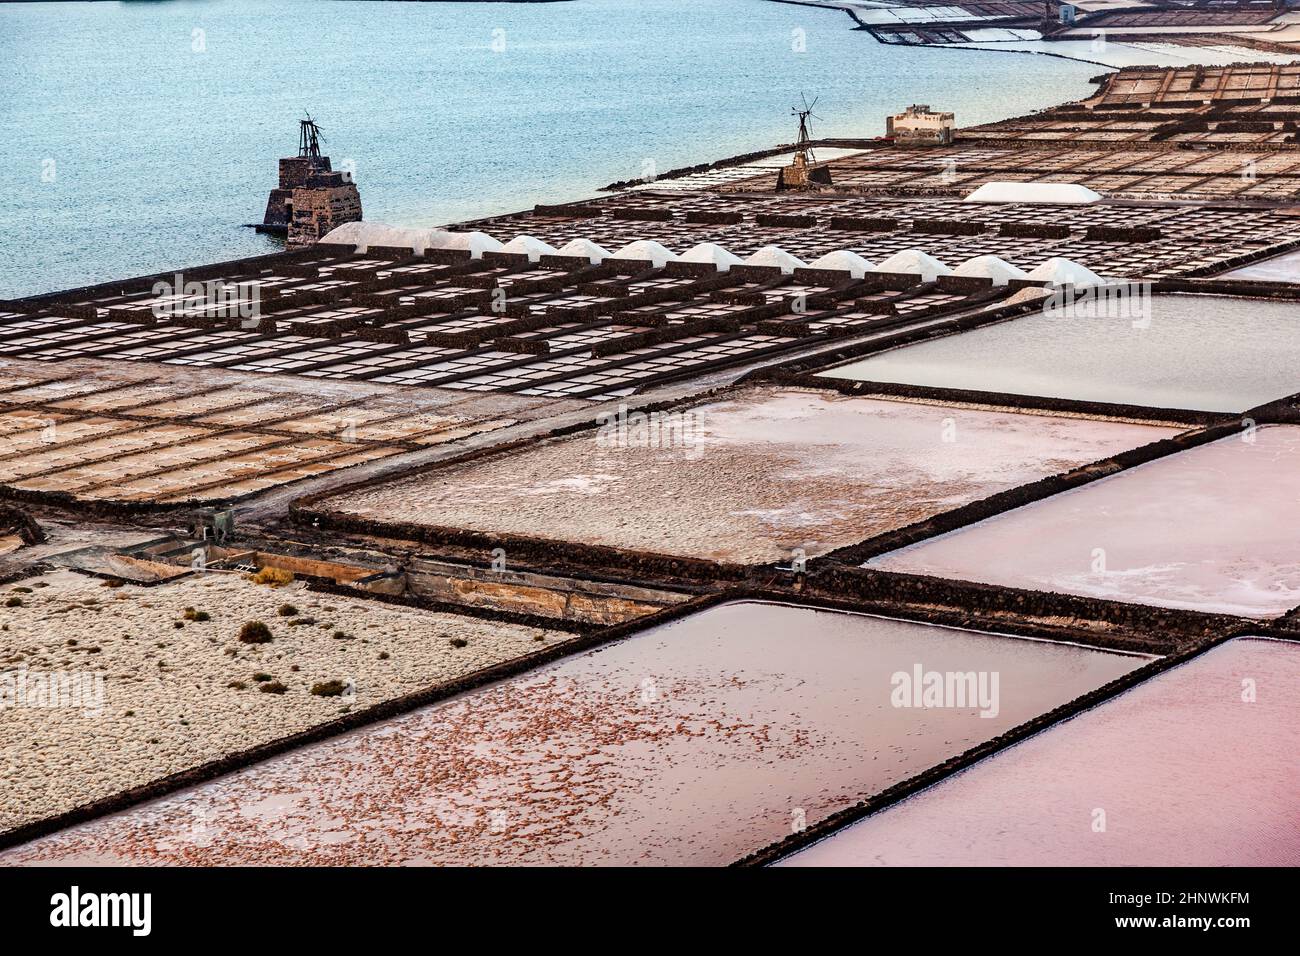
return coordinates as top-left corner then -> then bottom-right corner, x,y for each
0,601 -> 1148,867
818,295 -> 1300,412
320,386 -> 1180,564
870,424 -> 1300,618
779,638 -> 1300,867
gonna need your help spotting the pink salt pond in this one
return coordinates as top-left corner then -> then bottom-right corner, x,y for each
779,637 -> 1300,867
871,425 -> 1300,618
320,385 -> 1183,565
1,601 -> 1148,866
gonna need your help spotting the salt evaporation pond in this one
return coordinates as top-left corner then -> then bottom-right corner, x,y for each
870,424 -> 1300,618
0,601 -> 1148,866
1221,247 -> 1300,282
817,295 -> 1300,412
780,637 -> 1300,867
322,386 -> 1181,565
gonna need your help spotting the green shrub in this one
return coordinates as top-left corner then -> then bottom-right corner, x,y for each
310,680 -> 348,697
238,621 -> 273,644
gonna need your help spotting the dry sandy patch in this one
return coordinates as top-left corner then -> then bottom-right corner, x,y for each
0,569 -> 566,834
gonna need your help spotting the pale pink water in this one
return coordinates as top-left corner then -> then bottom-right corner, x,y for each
327,386 -> 1181,564
871,425 -> 1300,618
0,601 -> 1146,866
780,637 -> 1300,867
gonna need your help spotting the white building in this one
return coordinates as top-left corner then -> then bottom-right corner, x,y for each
887,104 -> 955,147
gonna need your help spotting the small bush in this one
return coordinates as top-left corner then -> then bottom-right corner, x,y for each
277,603 -> 298,617
238,621 -> 273,644
251,567 -> 294,587
183,608 -> 210,622
102,579 -> 124,589
377,651 -> 390,660
288,617 -> 315,627
252,672 -> 273,683
227,680 -> 247,690
4,597 -> 22,608
11,587 -> 31,594
259,681 -> 287,695
310,680 -> 348,697
332,630 -> 352,641
448,637 -> 468,649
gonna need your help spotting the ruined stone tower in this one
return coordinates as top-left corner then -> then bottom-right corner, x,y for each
261,117 -> 362,247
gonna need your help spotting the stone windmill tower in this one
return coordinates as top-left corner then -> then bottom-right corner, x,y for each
777,95 -> 834,191
260,115 -> 363,247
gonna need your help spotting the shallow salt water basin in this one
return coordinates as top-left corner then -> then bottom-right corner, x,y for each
319,386 -> 1180,565
870,424 -> 1300,618
817,295 -> 1300,412
1,601 -> 1149,866
779,637 -> 1300,867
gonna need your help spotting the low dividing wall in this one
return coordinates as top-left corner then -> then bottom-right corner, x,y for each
293,508 -> 751,588
800,566 -> 1244,656
741,291 -> 1047,381
781,376 -> 1226,426
820,419 -> 1239,567
0,505 -> 44,545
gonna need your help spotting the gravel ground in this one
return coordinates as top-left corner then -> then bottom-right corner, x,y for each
0,569 -> 565,834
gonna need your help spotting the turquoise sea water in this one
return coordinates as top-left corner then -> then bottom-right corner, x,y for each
0,0 -> 1100,297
